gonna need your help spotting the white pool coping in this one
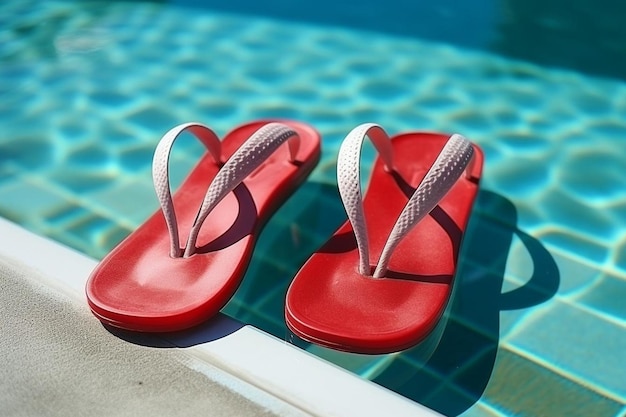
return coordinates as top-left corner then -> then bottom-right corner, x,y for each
0,217 -> 440,417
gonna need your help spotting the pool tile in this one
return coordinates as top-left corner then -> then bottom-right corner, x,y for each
0,135 -> 56,172
555,200 -> 619,249
497,233 -> 561,309
99,122 -> 142,147
575,273 -> 626,323
222,297 -> 284,338
45,205 -> 87,227
461,214 -> 517,277
376,337 -> 499,417
50,169 -> 114,194
57,120 -> 89,144
507,300 -> 626,400
89,179 -> 157,225
548,250 -> 604,295
539,228 -> 609,266
45,208 -> 129,259
373,356 -> 432,389
481,348 -> 622,416
447,265 -> 505,340
557,151 -> 624,211
125,105 -> 180,133
501,230 -> 536,285
450,343 -> 500,400
98,224 -> 132,255
488,155 -> 552,200
498,308 -> 536,341
395,318 -> 497,398
117,144 -> 155,174
0,180 -> 68,222
456,212 -> 560,340
373,357 -> 444,405
423,383 -> 480,417
236,243 -> 296,316
66,143 -> 112,170
250,277 -> 286,317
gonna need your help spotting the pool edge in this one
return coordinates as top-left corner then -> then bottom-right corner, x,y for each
0,216 -> 440,417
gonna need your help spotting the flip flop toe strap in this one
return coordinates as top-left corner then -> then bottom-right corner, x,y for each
184,122 -> 299,257
373,133 -> 473,277
152,122 -> 300,258
337,123 -> 474,278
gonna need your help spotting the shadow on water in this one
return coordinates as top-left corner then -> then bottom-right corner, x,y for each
373,189 -> 560,416
105,181 -> 560,417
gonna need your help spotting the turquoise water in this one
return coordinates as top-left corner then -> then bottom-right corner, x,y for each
1,1 -> 626,416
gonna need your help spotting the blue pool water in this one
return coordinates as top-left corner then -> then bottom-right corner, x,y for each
1,1 -> 626,416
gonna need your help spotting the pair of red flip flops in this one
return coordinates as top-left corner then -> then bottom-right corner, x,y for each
86,120 -> 483,354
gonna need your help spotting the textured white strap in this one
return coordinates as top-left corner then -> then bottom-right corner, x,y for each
373,133 -> 473,277
336,124 -> 474,278
153,123 -> 222,257
152,122 -> 300,258
337,123 -> 395,275
183,122 -> 300,257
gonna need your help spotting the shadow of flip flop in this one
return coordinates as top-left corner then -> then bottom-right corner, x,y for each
104,313 -> 245,348
105,183 -> 560,417
372,189 -> 560,416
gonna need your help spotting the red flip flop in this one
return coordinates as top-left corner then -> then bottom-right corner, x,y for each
86,120 -> 320,332
285,123 -> 483,354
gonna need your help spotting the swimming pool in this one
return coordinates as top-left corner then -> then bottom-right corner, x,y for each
1,0 -> 625,416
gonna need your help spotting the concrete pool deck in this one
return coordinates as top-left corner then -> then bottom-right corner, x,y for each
0,217 -> 438,416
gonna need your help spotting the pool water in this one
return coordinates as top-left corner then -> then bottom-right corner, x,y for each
1,1 -> 626,416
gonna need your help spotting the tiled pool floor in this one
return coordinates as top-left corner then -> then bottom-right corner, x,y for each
1,1 -> 625,416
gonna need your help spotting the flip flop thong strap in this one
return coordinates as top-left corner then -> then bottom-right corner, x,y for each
373,133 -> 473,277
152,122 -> 300,258
184,122 -> 300,257
153,123 -> 222,258
336,123 -> 474,278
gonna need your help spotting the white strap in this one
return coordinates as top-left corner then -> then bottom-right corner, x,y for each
336,124 -> 474,278
337,123 -> 395,275
152,123 -> 221,257
152,122 -> 300,258
184,122 -> 300,257
373,133 -> 473,277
